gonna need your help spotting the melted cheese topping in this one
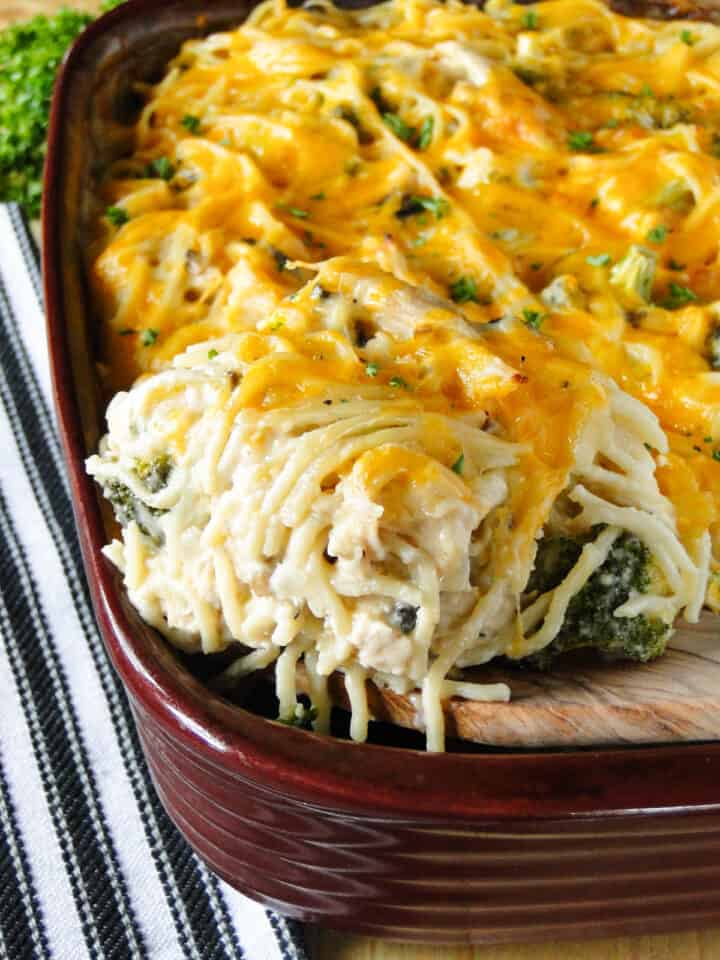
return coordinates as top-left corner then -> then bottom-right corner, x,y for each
87,0 -> 720,749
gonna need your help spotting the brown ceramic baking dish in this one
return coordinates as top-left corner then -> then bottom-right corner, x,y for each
43,0 -> 720,943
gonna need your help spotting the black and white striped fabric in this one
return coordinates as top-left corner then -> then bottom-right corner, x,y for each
0,204 -> 309,960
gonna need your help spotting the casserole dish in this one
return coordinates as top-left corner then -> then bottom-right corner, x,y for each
43,0 -> 720,942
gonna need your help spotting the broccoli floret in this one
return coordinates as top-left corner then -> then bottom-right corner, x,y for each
135,453 -> 173,492
610,245 -> 656,306
706,324 -> 720,371
278,701 -> 318,730
526,535 -> 584,595
105,480 -> 166,541
525,531 -> 669,667
626,96 -> 692,131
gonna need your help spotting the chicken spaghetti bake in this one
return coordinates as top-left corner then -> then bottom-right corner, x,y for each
87,0 -> 720,750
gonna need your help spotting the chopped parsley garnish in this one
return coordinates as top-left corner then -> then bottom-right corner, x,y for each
449,276 -> 479,304
663,282 -> 697,309
119,328 -> 136,336
141,328 -> 159,346
181,114 -> 201,134
451,452 -> 465,474
382,112 -> 414,142
567,131 -> 596,152
646,224 -> 667,244
668,258 -> 686,271
276,203 -> 309,219
310,191 -> 326,200
586,253 -> 611,267
522,9 -> 538,29
388,375 -> 409,389
207,348 -> 218,359
417,115 -> 435,151
365,362 -> 379,377
395,194 -> 449,220
713,450 -> 720,463
639,83 -> 654,98
522,308 -> 544,330
680,29 -> 695,46
106,206 -> 129,227
146,156 -> 175,180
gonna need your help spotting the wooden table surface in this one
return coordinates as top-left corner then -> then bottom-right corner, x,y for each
6,0 -> 720,956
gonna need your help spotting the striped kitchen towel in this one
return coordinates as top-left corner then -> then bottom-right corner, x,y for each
0,202 -> 310,960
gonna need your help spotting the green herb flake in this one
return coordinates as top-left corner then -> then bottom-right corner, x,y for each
146,156 -> 175,180
277,203 -> 309,219
451,452 -> 465,475
713,450 -> 720,463
522,308 -> 544,330
141,328 -> 159,347
181,114 -> 201,134
119,328 -> 136,336
382,112 -> 414,142
663,282 -> 698,309
207,348 -> 218,359
449,276 -> 479,304
395,194 -> 450,221
106,206 -> 129,227
568,131 -> 596,152
388,375 -> 410,389
522,9 -> 538,29
639,83 -> 654,98
365,362 -> 379,377
586,253 -> 611,267
704,436 -> 713,443
680,29 -> 695,46
417,115 -> 435,151
310,191 -> 326,200
668,258 -> 686,271
646,224 -> 667,244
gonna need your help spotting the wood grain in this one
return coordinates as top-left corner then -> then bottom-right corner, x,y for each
5,0 -> 719,956
308,928 -> 720,960
297,615 -> 720,747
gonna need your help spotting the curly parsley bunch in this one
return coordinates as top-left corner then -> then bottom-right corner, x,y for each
0,2 -> 125,217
